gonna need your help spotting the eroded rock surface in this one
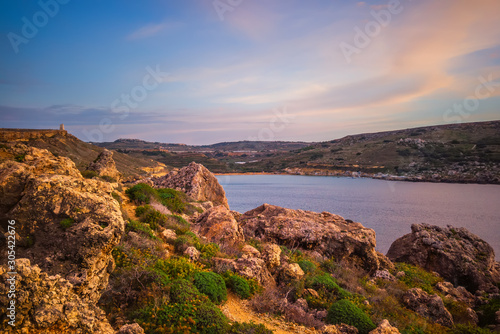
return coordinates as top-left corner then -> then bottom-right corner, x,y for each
387,224 -> 500,293
152,162 -> 229,208
194,205 -> 244,247
402,288 -> 454,327
369,319 -> 400,334
0,146 -> 124,332
86,149 -> 121,181
239,204 -> 381,273
0,259 -> 114,333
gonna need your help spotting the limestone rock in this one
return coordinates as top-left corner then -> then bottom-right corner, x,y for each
240,204 -> 381,273
86,149 -> 121,181
261,243 -> 281,271
402,288 -> 454,327
152,162 -> 229,208
387,224 -> 500,293
161,229 -> 177,242
435,281 -> 476,306
213,256 -> 275,286
0,147 -> 125,332
117,323 -> 145,334
242,244 -> 261,257
369,319 -> 400,334
194,205 -> 244,247
0,259 -> 114,333
184,246 -> 201,261
373,270 -> 396,282
321,324 -> 359,334
279,263 -> 305,283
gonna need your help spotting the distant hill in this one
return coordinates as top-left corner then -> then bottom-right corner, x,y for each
97,120 -> 500,183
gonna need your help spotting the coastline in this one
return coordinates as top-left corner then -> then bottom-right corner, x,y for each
216,170 -> 500,185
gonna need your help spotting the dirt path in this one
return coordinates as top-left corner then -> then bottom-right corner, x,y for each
221,294 -> 319,334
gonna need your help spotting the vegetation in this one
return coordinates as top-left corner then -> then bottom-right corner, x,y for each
326,299 -> 376,334
81,170 -> 98,179
193,272 -> 227,304
59,218 -> 75,229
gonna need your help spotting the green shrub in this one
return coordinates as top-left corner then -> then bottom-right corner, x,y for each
112,246 -> 132,268
395,262 -> 442,294
157,188 -> 186,213
81,170 -> 98,179
193,271 -> 227,304
199,243 -> 220,259
169,279 -> 203,303
298,260 -> 317,274
126,183 -> 156,204
136,296 -> 229,334
228,321 -> 273,334
307,273 -> 341,292
60,218 -> 74,229
326,299 -> 376,334
449,324 -> 493,334
154,257 -> 202,280
226,274 -> 251,299
14,154 -> 26,162
111,192 -> 122,203
477,296 -> 500,327
126,220 -> 159,241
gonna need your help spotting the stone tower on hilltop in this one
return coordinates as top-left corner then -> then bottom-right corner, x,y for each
60,124 -> 65,131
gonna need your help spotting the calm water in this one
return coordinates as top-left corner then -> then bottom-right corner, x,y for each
216,175 -> 500,259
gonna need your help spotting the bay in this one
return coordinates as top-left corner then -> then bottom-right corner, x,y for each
216,175 -> 500,259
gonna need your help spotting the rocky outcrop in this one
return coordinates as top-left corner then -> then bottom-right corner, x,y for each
213,255 -> 275,286
0,145 -> 125,332
402,288 -> 454,327
369,320 -> 400,334
152,162 -> 229,208
194,205 -> 244,247
239,204 -> 381,273
387,224 -> 500,293
0,259 -> 114,333
86,149 -> 121,181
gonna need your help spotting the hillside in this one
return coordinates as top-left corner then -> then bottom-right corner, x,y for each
248,120 -> 500,183
0,128 -> 161,179
96,121 -> 500,183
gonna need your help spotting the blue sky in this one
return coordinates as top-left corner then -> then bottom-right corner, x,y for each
0,0 -> 499,144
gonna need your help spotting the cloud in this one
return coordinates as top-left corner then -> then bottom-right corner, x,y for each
127,21 -> 180,40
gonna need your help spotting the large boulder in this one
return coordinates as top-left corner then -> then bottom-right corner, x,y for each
387,224 -> 500,293
402,288 -> 454,327
194,205 -> 244,247
0,259 -> 114,333
239,204 -> 381,273
152,162 -> 229,208
0,146 -> 124,332
86,149 -> 121,181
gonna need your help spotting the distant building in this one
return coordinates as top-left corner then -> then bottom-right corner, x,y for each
60,124 -> 65,131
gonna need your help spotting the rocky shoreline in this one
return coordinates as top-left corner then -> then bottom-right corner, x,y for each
1,144 -> 499,333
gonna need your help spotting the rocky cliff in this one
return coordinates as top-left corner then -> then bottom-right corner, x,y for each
0,144 -> 124,332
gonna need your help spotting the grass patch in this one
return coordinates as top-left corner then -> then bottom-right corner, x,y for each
60,218 -> 74,229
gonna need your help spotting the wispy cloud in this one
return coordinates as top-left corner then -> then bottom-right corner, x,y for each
127,21 -> 180,40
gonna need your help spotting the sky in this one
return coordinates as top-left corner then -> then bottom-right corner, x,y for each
0,0 -> 499,145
